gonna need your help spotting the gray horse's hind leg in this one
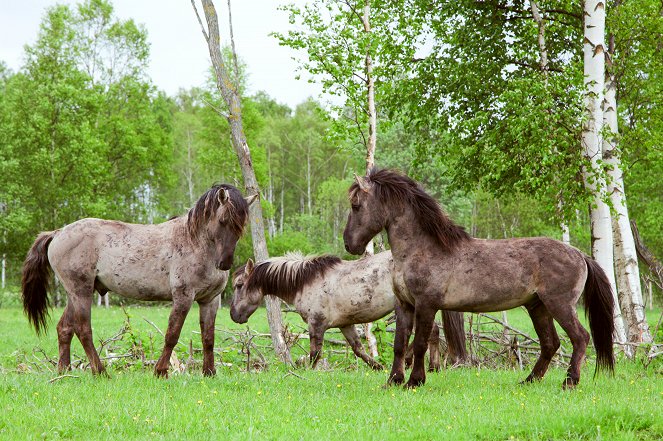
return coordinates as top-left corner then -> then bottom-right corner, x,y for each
56,303 -> 75,373
198,297 -> 220,376
539,295 -> 590,389
522,299 -> 560,383
154,296 -> 193,378
339,325 -> 384,370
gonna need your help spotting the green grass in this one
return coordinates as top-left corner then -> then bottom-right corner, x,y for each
1,305 -> 662,440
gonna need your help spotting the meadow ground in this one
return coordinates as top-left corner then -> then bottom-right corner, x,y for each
0,303 -> 661,440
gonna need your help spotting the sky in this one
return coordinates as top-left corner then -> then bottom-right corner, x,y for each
0,0 -> 322,108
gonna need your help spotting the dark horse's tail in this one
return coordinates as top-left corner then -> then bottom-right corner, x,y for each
22,231 -> 57,336
582,255 -> 615,375
441,310 -> 467,363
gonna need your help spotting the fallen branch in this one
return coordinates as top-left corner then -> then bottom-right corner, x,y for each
48,374 -> 80,383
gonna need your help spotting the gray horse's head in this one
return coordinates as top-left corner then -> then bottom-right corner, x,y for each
230,259 -> 262,323
343,173 -> 388,255
187,185 -> 257,270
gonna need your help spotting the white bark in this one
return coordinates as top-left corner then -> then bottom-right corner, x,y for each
603,39 -> 652,344
1,253 -> 5,289
581,0 -> 628,351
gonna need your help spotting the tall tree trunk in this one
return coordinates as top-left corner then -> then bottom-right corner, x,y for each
581,0 -> 629,352
192,0 -> 291,363
360,0 -> 378,358
603,34 -> 652,345
186,128 -> 196,207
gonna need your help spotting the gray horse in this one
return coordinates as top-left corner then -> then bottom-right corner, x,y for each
230,251 -> 466,370
343,168 -> 615,389
22,184 -> 255,378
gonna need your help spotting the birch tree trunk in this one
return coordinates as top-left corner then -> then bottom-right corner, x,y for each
360,0 -> 379,358
603,34 -> 652,345
581,0 -> 629,351
192,0 -> 291,363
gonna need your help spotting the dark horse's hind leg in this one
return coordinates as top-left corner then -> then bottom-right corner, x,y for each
405,322 -> 441,372
404,306 -> 436,389
56,303 -> 75,373
154,295 -> 193,378
540,296 -> 590,389
522,299 -> 560,383
340,325 -> 384,370
388,301 -> 414,385
198,297 -> 219,376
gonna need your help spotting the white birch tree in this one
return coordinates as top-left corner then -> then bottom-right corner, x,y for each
603,32 -> 652,344
581,0 -> 628,350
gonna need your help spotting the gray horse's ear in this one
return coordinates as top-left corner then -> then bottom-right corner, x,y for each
354,173 -> 371,192
245,194 -> 259,206
246,258 -> 255,273
218,188 -> 230,204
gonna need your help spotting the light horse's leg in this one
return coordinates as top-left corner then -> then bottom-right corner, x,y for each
198,296 -> 220,376
388,301 -> 414,385
154,293 -> 193,378
405,305 -> 437,388
339,325 -> 384,371
65,284 -> 105,375
522,298 -> 560,383
56,303 -> 75,373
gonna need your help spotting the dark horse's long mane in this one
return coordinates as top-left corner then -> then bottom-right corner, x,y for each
237,252 -> 342,303
186,184 -> 249,240
352,168 -> 471,251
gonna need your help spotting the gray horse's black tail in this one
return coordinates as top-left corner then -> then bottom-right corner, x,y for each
22,231 -> 56,336
441,310 -> 467,363
583,256 -> 615,375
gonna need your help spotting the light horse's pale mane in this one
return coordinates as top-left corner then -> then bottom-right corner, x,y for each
186,184 -> 248,241
243,252 -> 342,303
351,168 -> 471,251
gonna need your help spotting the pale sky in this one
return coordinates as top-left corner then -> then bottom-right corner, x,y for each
0,0 -> 322,108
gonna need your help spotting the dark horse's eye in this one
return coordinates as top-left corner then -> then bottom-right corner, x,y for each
351,204 -> 360,211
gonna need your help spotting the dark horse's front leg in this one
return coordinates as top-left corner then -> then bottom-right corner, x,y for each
405,306 -> 437,389
198,296 -> 220,376
388,301 -> 414,385
154,294 -> 193,378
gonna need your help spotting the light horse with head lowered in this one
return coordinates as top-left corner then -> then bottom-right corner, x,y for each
229,251 -> 466,370
343,168 -> 615,389
22,184 -> 255,378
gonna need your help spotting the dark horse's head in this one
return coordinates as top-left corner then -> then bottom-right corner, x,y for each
187,184 -> 257,270
343,168 -> 469,255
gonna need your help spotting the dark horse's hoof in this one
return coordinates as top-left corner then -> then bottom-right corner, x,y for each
405,377 -> 425,389
202,368 -> 216,377
154,368 -> 169,379
388,372 -> 405,386
562,377 -> 578,390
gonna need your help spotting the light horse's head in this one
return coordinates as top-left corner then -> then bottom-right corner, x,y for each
230,259 -> 261,323
343,171 -> 389,255
187,184 -> 257,271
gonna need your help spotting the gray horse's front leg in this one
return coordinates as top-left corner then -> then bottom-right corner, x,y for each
198,296 -> 220,376
340,325 -> 384,370
308,322 -> 326,369
154,294 -> 193,378
389,301 -> 414,385
405,306 -> 436,389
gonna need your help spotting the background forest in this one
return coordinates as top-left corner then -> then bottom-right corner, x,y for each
0,0 -> 661,308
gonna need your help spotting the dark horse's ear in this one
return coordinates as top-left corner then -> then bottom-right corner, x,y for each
245,194 -> 259,207
246,258 -> 255,274
354,173 -> 371,192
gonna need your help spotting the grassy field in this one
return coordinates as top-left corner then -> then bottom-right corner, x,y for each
0,304 -> 661,440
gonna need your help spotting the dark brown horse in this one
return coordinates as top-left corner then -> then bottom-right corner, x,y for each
22,184 -> 255,377
343,168 -> 615,389
229,251 -> 466,370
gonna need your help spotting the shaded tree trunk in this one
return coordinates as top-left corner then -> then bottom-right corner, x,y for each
192,0 -> 291,363
581,0 -> 628,353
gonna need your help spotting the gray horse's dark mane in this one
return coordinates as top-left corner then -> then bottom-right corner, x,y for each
186,184 -> 248,240
239,252 -> 342,303
351,168 -> 471,251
